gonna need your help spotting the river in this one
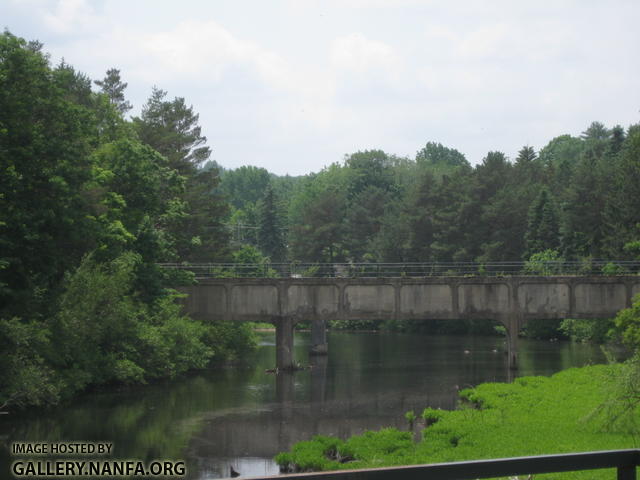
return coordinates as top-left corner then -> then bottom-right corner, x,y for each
0,331 -> 610,479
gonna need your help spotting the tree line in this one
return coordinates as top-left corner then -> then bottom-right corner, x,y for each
225,124 -> 640,268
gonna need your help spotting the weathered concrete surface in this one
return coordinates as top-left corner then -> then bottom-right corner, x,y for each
518,283 -> 570,316
180,285 -> 226,322
459,283 -> 510,316
287,285 -> 338,317
574,283 -> 627,316
178,276 -> 640,369
344,284 -> 395,316
400,284 -> 453,315
231,285 -> 278,317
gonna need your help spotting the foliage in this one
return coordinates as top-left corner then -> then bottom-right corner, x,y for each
524,188 -> 560,258
276,366 -> 636,476
612,294 -> 640,348
589,352 -> 640,435
0,317 -> 61,409
257,184 -> 286,262
421,408 -> 445,426
559,318 -> 614,344
404,410 -> 416,429
94,68 -> 132,114
0,32 -> 251,409
523,249 -> 565,275
521,319 -> 566,340
602,262 -> 626,275
230,245 -> 278,277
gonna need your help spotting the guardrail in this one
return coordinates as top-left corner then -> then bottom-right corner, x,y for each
242,449 -> 639,480
160,261 -> 640,278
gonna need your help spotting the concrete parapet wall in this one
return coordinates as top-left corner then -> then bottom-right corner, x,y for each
178,276 -> 640,323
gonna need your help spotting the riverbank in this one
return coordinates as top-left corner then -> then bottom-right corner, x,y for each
275,364 -> 635,477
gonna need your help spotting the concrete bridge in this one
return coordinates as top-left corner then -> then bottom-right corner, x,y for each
179,276 -> 640,369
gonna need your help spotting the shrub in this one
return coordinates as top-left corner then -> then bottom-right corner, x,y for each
421,407 -> 445,426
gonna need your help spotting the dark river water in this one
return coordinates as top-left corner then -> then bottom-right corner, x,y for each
0,331 -> 609,479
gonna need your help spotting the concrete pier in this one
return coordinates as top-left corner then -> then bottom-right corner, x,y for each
310,318 -> 328,355
275,317 -> 295,371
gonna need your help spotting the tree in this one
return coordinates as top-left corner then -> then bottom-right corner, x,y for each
288,164 -> 349,263
560,139 -> 611,259
457,151 -> 512,261
344,186 -> 391,261
538,135 -> 583,196
0,32 -> 97,317
258,185 -> 286,262
602,125 -> 640,257
133,87 -> 229,261
94,68 -> 132,115
407,171 -> 439,261
344,149 -> 395,198
220,165 -> 272,210
524,188 -> 560,258
415,142 -> 469,172
0,32 -> 255,410
134,87 -> 210,175
371,202 -> 412,262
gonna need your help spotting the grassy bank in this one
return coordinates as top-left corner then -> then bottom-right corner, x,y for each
275,364 -> 637,478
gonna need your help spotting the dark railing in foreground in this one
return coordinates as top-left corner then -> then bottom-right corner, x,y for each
242,450 -> 639,480
160,261 -> 640,278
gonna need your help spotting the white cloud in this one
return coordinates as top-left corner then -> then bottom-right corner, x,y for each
330,33 -> 397,73
40,0 -> 98,35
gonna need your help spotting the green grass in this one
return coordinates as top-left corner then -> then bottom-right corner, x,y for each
275,365 -> 638,478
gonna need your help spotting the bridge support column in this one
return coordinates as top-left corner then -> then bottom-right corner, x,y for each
276,317 -> 295,371
310,318 -> 328,355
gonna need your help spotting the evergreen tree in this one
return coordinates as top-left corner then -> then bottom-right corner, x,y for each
133,87 -> 229,261
258,185 -> 286,262
524,188 -> 560,258
134,87 -> 210,175
94,68 -> 132,115
345,186 -> 390,261
602,125 -> 640,257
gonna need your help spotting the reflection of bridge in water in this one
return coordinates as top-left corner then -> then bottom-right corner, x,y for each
186,355 -> 464,460
178,272 -> 640,370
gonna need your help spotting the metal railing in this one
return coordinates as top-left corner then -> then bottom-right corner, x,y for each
160,261 -> 640,278
242,449 -> 639,480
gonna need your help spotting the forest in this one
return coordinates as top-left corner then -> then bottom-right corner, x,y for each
1,31 -> 640,410
221,117 -> 640,267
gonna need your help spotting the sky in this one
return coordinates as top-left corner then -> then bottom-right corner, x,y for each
2,0 -> 640,175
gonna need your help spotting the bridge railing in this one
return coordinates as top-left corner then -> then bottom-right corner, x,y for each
244,449 -> 639,480
159,261 -> 640,278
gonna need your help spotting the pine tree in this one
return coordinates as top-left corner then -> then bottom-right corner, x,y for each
134,87 -> 210,175
524,188 -> 560,258
94,68 -> 132,115
258,185 -> 286,262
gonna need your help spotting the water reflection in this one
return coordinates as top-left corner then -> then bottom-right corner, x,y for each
0,332 -> 609,479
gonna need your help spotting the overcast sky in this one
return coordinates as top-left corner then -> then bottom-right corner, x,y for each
2,0 -> 640,175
